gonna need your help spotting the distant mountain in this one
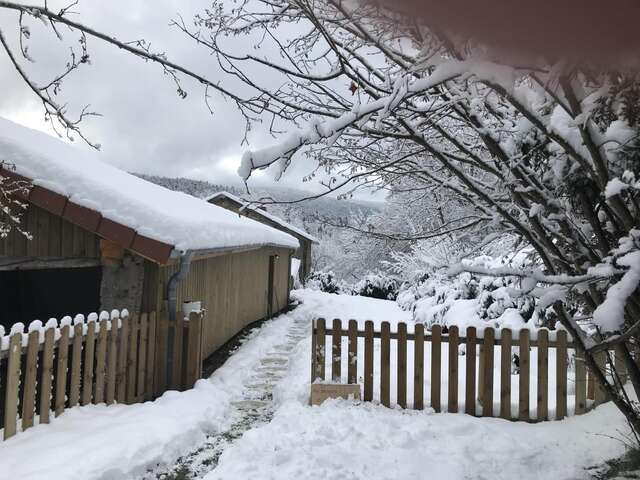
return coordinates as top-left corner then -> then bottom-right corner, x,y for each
134,173 -> 382,220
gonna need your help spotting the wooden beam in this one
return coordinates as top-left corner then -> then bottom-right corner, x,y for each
0,256 -> 100,270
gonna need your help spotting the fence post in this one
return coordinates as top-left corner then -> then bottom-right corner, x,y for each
127,314 -> 140,402
154,308 -> 169,397
171,313 -> 184,391
184,311 -> 204,388
94,319 -> 108,404
116,314 -> 129,403
4,333 -> 22,440
574,348 -> 587,415
106,315 -> 119,405
137,313 -> 149,402
311,318 -> 317,383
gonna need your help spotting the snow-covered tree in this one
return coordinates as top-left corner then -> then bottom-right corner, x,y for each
182,0 -> 640,431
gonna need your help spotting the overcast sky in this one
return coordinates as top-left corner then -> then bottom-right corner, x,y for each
0,0 -> 374,198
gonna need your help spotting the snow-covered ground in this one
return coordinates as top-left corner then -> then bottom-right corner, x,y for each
0,290 -> 632,479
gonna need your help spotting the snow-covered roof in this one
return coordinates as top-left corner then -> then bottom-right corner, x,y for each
205,191 -> 319,243
0,118 -> 298,262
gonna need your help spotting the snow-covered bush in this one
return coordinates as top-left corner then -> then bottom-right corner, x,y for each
352,273 -> 399,300
305,270 -> 342,294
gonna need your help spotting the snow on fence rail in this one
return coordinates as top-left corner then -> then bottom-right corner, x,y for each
0,309 -> 204,441
311,319 -> 616,421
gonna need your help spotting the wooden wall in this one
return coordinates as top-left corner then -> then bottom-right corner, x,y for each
0,204 -> 99,259
144,246 -> 292,359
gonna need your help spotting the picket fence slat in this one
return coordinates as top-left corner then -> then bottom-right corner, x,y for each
448,326 -> 459,413
500,328 -> 512,420
39,328 -> 55,424
106,319 -> 118,405
537,330 -> 549,422
482,328 -> 494,417
380,322 -> 390,407
82,321 -> 96,406
127,315 -> 139,402
137,314 -> 149,401
518,329 -> 530,421
556,330 -> 568,420
414,324 -> 424,410
21,331 -> 39,431
315,318 -> 326,381
95,319 -> 108,404
55,325 -> 70,417
171,316 -> 183,391
364,321 -> 374,401
145,312 -> 157,401
347,320 -> 358,385
116,315 -> 129,403
310,320 -> 610,423
69,323 -> 83,408
465,327 -> 477,416
397,323 -> 407,409
332,319 -> 342,382
4,333 -> 22,440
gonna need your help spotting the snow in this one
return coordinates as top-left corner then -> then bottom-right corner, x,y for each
605,177 -> 629,198
0,117 -> 298,253
206,191 -> 318,243
0,290 -> 631,479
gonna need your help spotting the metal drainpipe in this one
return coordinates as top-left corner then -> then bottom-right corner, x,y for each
165,250 -> 194,386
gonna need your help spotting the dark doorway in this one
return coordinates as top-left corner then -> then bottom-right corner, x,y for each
0,267 -> 102,328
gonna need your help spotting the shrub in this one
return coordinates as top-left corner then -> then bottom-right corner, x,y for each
352,273 -> 399,300
305,270 -> 341,294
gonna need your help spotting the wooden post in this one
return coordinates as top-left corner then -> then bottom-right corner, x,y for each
21,331 -> 39,430
431,324 -> 442,412
414,323 -> 425,410
69,323 -> 83,408
537,330 -> 549,421
482,328 -> 495,417
94,319 -> 108,404
364,320 -> 374,401
116,314 -> 129,403
55,325 -> 70,416
380,321 -> 391,407
106,317 -> 118,405
556,330 -> 568,420
332,318 -> 342,382
448,325 -> 459,413
39,328 -> 55,424
518,329 -> 530,421
347,320 -> 358,384
465,326 -> 477,416
145,312 -> 157,401
500,328 -> 512,420
185,312 -> 203,388
315,318 -> 326,382
81,321 -> 96,406
397,322 -> 407,409
311,319 -> 317,383
575,349 -> 587,415
4,333 -> 22,440
615,345 -> 628,386
128,314 -> 140,401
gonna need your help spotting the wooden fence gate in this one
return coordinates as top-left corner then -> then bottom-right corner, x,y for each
311,318 -> 617,421
0,309 -> 204,441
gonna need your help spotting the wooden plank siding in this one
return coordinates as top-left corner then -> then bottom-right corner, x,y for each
147,246 -> 292,359
0,204 -> 100,260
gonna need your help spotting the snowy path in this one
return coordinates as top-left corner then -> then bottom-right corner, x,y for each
143,312 -> 311,479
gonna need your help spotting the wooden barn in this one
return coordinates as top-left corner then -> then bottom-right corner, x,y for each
0,118 -> 298,361
206,191 -> 317,282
